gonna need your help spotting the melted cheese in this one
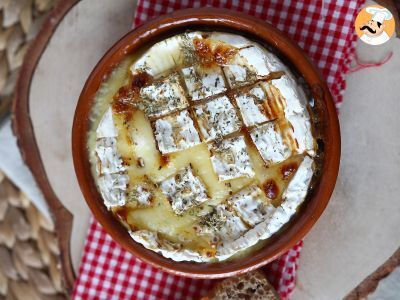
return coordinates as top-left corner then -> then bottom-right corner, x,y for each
88,31 -> 317,263
209,136 -> 254,181
94,106 -> 128,208
154,110 -> 201,154
140,73 -> 189,117
223,46 -> 270,87
250,122 -> 291,163
228,185 -> 271,227
95,138 -> 124,174
182,66 -> 226,100
216,205 -> 249,242
96,107 -> 117,138
234,92 -> 268,126
160,166 -> 209,215
194,96 -> 242,141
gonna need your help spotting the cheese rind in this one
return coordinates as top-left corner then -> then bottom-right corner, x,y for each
250,122 -> 291,163
239,46 -> 270,77
272,76 -> 308,115
260,52 -> 315,156
94,108 -> 129,208
96,107 -> 117,138
194,96 -> 242,142
228,185 -> 271,227
281,156 -> 314,214
249,85 -> 266,101
127,185 -> 153,206
130,230 -> 211,262
215,205 -> 248,241
130,38 -> 180,77
97,173 -> 129,207
209,136 -> 254,181
223,46 -> 270,87
270,75 -> 315,155
284,113 -> 315,156
216,205 -> 275,258
154,110 -> 201,154
234,92 -> 268,126
140,73 -> 189,118
95,138 -> 124,174
159,166 -> 209,215
182,66 -> 226,101
217,156 -> 314,259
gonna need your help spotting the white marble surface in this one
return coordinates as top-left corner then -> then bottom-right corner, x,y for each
293,37 -> 400,300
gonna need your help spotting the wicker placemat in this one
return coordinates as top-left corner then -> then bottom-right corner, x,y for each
0,171 -> 66,299
0,0 -> 55,121
0,1 -> 70,297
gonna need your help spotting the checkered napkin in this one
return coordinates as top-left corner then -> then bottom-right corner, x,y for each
73,1 -> 364,299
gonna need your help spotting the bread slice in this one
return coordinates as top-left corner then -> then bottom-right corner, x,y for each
203,270 -> 280,300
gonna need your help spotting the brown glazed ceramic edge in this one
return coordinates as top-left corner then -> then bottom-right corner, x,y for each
72,8 -> 340,278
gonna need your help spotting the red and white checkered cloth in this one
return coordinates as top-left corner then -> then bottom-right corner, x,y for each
73,0 -> 364,299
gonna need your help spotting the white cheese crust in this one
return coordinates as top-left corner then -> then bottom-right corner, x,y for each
239,46 -> 270,77
272,76 -> 308,116
140,73 -> 189,118
154,110 -> 201,154
135,186 -> 152,206
131,32 -> 207,77
194,96 -> 242,141
182,66 -> 226,101
96,107 -> 117,138
280,156 -> 314,214
97,173 -> 129,208
95,138 -> 124,174
130,230 -> 211,262
95,107 -> 128,208
223,46 -> 270,87
159,166 -> 209,215
271,75 -> 315,155
217,156 -> 314,259
228,185 -> 272,227
215,205 -> 249,242
260,51 -> 315,156
209,136 -> 254,181
249,85 -> 266,101
234,92 -> 268,126
284,113 -> 315,156
250,122 -> 291,164
130,37 -> 182,77
127,185 -> 153,206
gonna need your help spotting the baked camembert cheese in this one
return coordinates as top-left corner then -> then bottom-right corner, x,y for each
88,31 -> 317,262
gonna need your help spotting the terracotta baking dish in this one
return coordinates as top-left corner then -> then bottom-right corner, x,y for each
72,8 -> 340,278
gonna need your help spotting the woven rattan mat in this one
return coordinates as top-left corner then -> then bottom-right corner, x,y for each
0,0 -> 55,121
0,0 -> 66,298
0,171 -> 66,299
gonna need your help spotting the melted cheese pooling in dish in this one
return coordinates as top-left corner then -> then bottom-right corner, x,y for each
88,31 -> 317,262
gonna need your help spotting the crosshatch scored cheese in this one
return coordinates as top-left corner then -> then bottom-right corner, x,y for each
87,31 -> 318,262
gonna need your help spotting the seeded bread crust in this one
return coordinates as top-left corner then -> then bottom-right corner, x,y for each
203,270 -> 280,300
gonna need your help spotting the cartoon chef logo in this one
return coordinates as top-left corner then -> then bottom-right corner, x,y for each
355,5 -> 395,45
